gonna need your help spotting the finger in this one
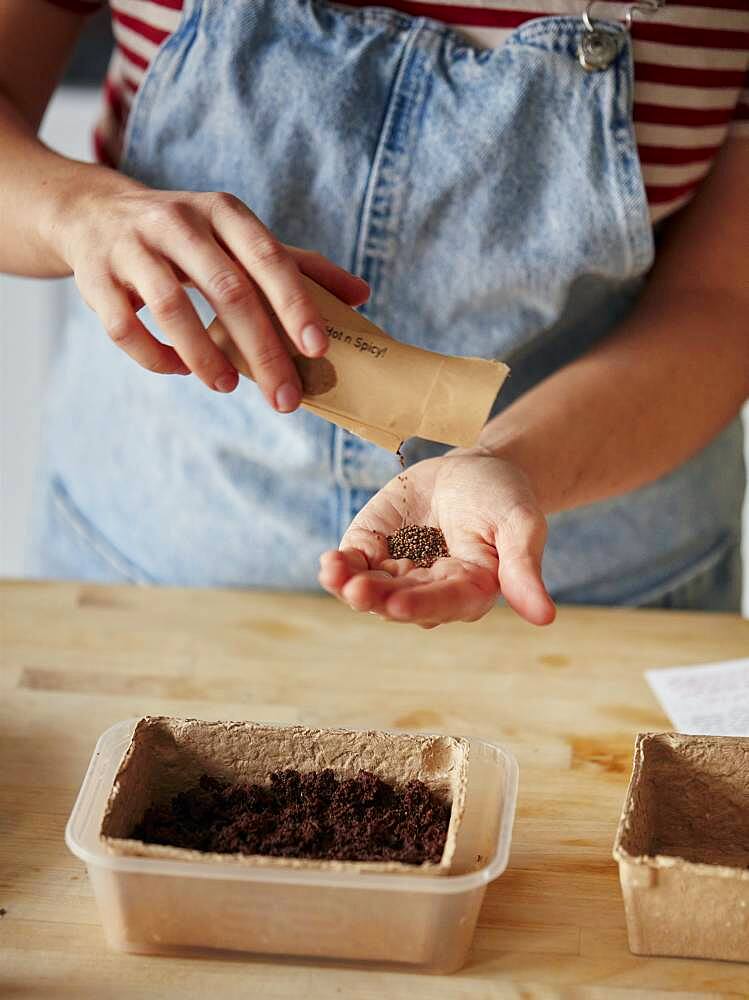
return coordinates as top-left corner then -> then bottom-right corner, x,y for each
339,526 -> 390,566
287,246 -> 370,307
208,193 -> 331,360
319,564 -> 348,596
500,553 -> 556,625
495,504 -> 556,626
122,250 -> 239,393
378,558 -> 418,578
339,572 -> 393,613
340,567 -> 430,614
123,285 -> 145,312
78,272 -> 189,376
318,548 -> 369,593
339,571 -> 398,611
155,229 -> 302,412
385,577 -> 495,625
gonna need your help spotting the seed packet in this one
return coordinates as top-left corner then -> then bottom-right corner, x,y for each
207,278 -> 509,452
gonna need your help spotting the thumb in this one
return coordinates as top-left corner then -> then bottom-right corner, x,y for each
495,503 -> 556,626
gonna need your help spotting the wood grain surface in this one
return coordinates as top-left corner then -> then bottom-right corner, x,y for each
1,580 -> 748,999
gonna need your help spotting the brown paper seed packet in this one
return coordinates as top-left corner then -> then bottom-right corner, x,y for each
207,277 -> 509,452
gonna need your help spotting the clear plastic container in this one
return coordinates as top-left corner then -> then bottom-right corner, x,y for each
66,719 -> 518,974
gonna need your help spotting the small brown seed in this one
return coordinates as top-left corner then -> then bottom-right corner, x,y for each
386,525 -> 449,568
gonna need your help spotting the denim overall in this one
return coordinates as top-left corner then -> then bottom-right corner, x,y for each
33,0 -> 745,609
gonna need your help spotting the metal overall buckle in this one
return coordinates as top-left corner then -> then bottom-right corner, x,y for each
578,0 -> 665,72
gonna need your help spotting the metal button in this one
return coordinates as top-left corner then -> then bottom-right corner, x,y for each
578,29 -> 621,71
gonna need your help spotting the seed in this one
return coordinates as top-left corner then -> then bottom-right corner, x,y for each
386,525 -> 450,568
396,447 -> 408,528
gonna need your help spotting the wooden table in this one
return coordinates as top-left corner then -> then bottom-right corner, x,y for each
1,581 -> 747,998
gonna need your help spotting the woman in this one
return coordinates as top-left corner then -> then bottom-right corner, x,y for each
1,0 -> 747,627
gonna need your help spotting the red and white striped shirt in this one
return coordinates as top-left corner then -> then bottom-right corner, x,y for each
47,0 -> 749,222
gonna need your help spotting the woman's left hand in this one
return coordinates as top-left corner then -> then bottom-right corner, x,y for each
318,451 -> 557,628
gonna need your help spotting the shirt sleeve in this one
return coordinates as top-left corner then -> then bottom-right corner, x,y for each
40,0 -> 104,14
728,72 -> 749,139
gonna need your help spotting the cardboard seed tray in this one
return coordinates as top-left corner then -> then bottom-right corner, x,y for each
613,732 -> 749,963
101,716 -> 469,874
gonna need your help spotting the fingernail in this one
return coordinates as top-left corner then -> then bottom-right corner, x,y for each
175,364 -> 191,376
214,371 -> 238,393
353,275 -> 369,288
301,324 -> 328,355
275,381 -> 301,412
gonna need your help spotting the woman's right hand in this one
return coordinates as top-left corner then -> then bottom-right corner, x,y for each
45,172 -> 370,411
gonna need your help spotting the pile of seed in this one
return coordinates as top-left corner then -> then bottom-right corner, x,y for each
387,525 -> 449,568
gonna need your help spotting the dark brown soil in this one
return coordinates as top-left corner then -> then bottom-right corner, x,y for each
131,769 -> 451,865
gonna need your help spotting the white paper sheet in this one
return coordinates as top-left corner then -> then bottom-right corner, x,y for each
645,658 -> 749,736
